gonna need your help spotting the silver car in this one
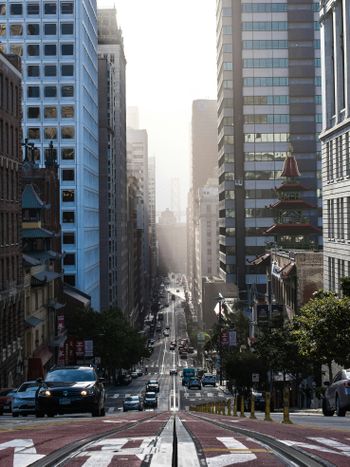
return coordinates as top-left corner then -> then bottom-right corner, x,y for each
323,369 -> 350,416
12,381 -> 40,417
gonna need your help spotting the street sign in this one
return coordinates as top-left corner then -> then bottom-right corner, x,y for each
228,330 -> 237,347
252,373 -> 259,383
84,339 -> 93,357
197,332 -> 205,343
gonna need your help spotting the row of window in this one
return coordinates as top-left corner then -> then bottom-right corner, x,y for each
0,22 -> 73,36
0,73 -> 20,117
244,58 -> 288,68
244,95 -> 289,105
0,164 -> 19,201
7,43 -> 74,56
29,147 -> 75,162
244,132 -> 289,142
27,85 -> 74,98
241,2 -> 319,13
27,126 -> 75,140
27,64 -> 73,78
28,105 -> 74,119
0,212 -> 20,246
0,120 -> 20,159
244,114 -> 290,124
0,2 -> 74,16
325,132 -> 350,182
327,257 -> 350,295
327,197 -> 350,241
0,255 -> 20,290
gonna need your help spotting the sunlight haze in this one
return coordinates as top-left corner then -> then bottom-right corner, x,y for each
97,0 -> 217,216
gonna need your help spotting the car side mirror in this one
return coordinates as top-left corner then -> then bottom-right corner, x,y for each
323,381 -> 330,386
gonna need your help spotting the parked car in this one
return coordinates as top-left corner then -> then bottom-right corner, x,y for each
323,369 -> 350,416
188,378 -> 201,390
201,374 -> 217,387
143,392 -> 157,409
169,368 -> 177,375
123,395 -> 143,412
36,366 -> 105,417
146,379 -> 159,393
131,371 -> 139,378
136,369 -> 143,376
12,381 -> 41,417
0,388 -> 16,415
119,373 -> 132,385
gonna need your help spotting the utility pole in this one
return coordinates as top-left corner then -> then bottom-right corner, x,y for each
217,293 -> 224,386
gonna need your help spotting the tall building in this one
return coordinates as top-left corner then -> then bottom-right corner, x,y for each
1,0 -> 100,309
187,100 -> 218,319
170,177 -> 181,223
127,128 -> 150,317
127,106 -> 140,130
216,0 -> 321,298
0,53 -> 23,388
98,8 -> 128,312
320,0 -> 350,294
158,209 -> 187,275
148,157 -> 157,288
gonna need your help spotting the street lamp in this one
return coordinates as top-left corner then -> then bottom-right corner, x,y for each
216,293 -> 225,386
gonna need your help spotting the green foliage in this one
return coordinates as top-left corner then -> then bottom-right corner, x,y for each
64,307 -> 148,370
340,277 -> 350,297
224,350 -> 267,391
292,293 -> 350,376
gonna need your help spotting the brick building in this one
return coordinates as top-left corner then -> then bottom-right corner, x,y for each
0,53 -> 23,388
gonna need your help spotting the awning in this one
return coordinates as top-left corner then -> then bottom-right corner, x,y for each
23,254 -> 41,266
31,271 -> 61,284
34,346 -> 53,366
25,315 -> 44,327
281,262 -> 296,280
22,227 -> 55,238
48,300 -> 65,311
63,286 -> 91,308
51,331 -> 67,347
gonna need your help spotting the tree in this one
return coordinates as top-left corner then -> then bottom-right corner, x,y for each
292,292 -> 350,380
224,349 -> 267,392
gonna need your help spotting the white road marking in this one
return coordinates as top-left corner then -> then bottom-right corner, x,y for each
0,439 -> 45,466
280,439 -> 345,455
112,394 -> 119,399
308,437 -> 350,455
176,416 -> 200,467
150,417 -> 173,466
206,437 -> 256,466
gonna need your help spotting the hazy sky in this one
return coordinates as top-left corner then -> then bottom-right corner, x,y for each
97,0 -> 217,216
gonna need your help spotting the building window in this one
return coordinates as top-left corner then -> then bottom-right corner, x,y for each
61,2 -> 73,14
44,106 -> 57,118
44,3 -> 56,14
61,148 -> 75,160
10,24 -> 23,36
61,106 -> 74,118
44,146 -> 57,161
44,44 -> 56,56
10,3 -> 23,15
62,169 -> 74,181
27,23 -> 39,35
10,44 -> 23,56
62,190 -> 75,202
27,107 -> 40,119
27,65 -> 40,77
63,253 -> 75,265
27,86 -> 40,98
44,86 -> 57,97
44,65 -> 56,76
61,85 -> 74,97
0,24 -> 5,36
61,64 -> 74,76
27,44 -> 40,56
62,211 -> 74,223
63,232 -> 75,244
44,127 -> 57,139
27,128 -> 40,139
61,127 -> 75,139
63,275 -> 75,286
44,23 -> 56,35
61,23 -> 73,34
61,44 -> 73,55
27,3 -> 40,15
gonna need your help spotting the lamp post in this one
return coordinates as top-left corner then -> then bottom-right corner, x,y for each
217,293 -> 224,386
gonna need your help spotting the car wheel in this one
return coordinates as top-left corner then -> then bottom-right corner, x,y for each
92,406 -> 101,417
12,412 -> 19,417
322,398 -> 334,416
336,395 -> 346,417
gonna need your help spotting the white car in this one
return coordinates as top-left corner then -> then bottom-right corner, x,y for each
12,381 -> 40,417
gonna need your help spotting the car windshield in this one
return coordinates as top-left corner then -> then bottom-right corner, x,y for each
126,396 -> 139,402
18,383 -> 39,392
145,393 -> 156,398
45,369 -> 96,382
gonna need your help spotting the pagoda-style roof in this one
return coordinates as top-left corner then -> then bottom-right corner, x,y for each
264,224 -> 321,235
248,253 -> 271,266
269,200 -> 315,210
281,262 -> 296,280
22,227 -> 55,239
281,154 -> 300,178
275,183 -> 308,192
22,184 -> 45,209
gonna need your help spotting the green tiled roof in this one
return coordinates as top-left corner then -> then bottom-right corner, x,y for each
22,184 -> 45,209
22,228 -> 54,238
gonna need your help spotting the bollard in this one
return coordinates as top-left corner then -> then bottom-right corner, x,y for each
233,396 -> 238,416
250,393 -> 256,419
240,395 -> 246,417
227,399 -> 231,416
215,402 -> 219,415
282,387 -> 292,424
264,392 -> 273,421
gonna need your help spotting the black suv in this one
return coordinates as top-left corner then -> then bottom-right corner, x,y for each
36,366 -> 105,417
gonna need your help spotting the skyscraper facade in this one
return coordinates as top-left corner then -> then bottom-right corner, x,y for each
1,0 -> 100,309
216,0 -> 321,297
320,0 -> 350,294
98,8 -> 128,312
148,157 -> 157,289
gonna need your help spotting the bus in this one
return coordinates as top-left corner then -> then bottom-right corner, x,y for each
182,367 -> 196,386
